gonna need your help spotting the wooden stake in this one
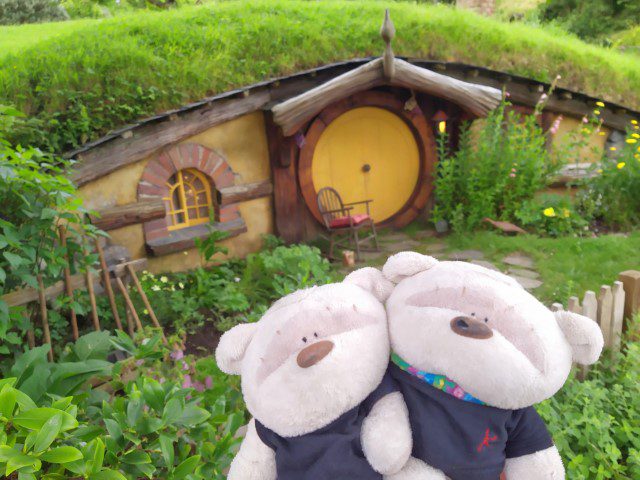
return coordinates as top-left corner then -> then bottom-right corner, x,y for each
37,274 -> 53,361
126,264 -> 167,344
115,277 -> 143,332
85,268 -> 101,332
95,239 -> 123,331
59,226 -> 79,340
124,303 -> 136,338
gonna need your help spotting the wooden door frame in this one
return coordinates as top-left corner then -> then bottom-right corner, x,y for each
297,90 -> 437,228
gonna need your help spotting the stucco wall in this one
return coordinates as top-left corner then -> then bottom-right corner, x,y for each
78,112 -> 274,273
550,114 -> 611,163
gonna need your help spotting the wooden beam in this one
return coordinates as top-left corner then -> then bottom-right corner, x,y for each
3,258 -> 147,307
70,91 -> 271,186
217,180 -> 273,206
146,219 -> 247,256
90,198 -> 166,231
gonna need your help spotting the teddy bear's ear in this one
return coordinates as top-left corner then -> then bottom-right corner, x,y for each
215,322 -> 258,375
344,267 -> 394,302
382,251 -> 439,284
554,310 -> 604,365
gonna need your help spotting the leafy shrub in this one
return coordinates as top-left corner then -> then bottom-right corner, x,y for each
432,100 -> 563,233
515,194 -> 589,237
0,107 -> 101,355
578,124 -> 640,230
537,317 -> 640,479
0,0 -> 67,25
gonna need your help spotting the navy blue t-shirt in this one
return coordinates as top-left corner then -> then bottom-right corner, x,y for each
389,363 -> 553,480
254,369 -> 399,480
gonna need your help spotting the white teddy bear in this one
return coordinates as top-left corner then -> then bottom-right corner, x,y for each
215,267 -> 414,480
382,252 -> 604,480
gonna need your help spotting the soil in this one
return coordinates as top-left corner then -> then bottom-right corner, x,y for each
183,321 -> 222,356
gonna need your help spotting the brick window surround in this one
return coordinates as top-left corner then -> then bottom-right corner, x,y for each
138,143 -> 247,256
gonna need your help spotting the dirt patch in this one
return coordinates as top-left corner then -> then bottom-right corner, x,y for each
184,321 -> 222,357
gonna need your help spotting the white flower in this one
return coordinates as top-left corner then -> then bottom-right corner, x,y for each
151,285 -> 161,291
234,277 -> 240,283
160,276 -> 168,283
142,338 -> 150,345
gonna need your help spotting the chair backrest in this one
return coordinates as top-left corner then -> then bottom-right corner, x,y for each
316,187 -> 346,228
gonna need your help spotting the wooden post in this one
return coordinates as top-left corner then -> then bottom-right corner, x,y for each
85,268 -> 101,332
37,275 -> 53,362
551,303 -> 563,312
597,285 -> 613,350
611,281 -> 626,358
95,239 -> 123,331
126,264 -> 167,344
115,277 -> 143,332
567,296 -> 581,313
124,305 -> 135,338
59,226 -> 79,341
618,270 -> 640,322
578,291 -> 598,381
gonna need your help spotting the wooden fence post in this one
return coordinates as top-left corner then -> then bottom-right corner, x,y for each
597,285 -> 613,350
578,291 -> 598,380
618,270 -> 640,323
611,281 -> 626,358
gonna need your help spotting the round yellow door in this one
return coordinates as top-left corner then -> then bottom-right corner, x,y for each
311,107 -> 420,223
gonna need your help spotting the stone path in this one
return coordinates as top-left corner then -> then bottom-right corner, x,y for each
344,230 -> 542,291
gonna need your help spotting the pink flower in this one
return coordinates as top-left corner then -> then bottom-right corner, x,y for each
582,116 -> 588,124
511,168 -> 516,173
205,376 -> 213,389
193,381 -> 205,392
170,349 -> 184,360
159,377 -> 165,384
550,115 -> 563,135
505,92 -> 511,98
509,173 -> 516,178
135,360 -> 144,367
182,374 -> 192,389
182,361 -> 189,371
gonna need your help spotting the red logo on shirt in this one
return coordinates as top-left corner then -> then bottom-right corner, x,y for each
477,428 -> 498,452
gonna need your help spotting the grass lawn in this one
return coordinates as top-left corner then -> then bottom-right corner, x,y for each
352,222 -> 640,305
411,228 -> 640,304
2,0 -> 640,154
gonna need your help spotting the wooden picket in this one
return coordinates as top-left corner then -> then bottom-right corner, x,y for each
555,272 -> 639,380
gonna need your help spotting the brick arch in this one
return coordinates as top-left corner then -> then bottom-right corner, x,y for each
138,143 -> 242,255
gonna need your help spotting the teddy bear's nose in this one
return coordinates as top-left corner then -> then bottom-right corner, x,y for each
297,340 -> 334,368
450,316 -> 493,339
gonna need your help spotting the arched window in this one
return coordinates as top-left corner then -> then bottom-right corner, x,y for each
164,168 -> 214,231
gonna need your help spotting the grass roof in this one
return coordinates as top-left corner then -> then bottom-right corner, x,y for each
1,0 -> 640,154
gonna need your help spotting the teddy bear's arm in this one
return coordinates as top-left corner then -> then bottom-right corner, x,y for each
361,392 -> 413,475
227,419 -> 277,480
504,445 -> 565,480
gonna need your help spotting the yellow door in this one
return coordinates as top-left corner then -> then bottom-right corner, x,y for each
311,107 -> 420,223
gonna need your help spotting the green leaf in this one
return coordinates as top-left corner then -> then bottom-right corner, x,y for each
171,455 -> 201,479
3,251 -> 24,268
159,435 -> 174,468
0,445 -> 22,461
39,446 -> 83,464
141,378 -> 165,413
0,384 -> 17,418
18,472 -> 37,480
103,418 -> 124,447
14,408 -> 77,431
33,413 -> 63,453
88,470 -> 128,480
121,450 -> 151,465
86,437 -> 105,474
161,398 -> 184,426
71,331 -> 113,361
5,452 -> 38,475
177,404 -> 210,427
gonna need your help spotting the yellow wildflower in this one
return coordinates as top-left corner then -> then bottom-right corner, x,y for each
633,133 -> 640,139
632,120 -> 638,125
610,147 -> 617,151
143,309 -> 149,315
160,276 -> 168,283
594,109 -> 601,115
598,131 -> 606,136
626,138 -> 638,144
151,285 -> 161,291
543,207 -> 556,217
562,208 -> 570,218
596,101 -> 605,108
617,162 -> 626,169
597,169 -> 603,174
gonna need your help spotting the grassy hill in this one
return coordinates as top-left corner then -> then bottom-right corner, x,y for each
1,0 -> 640,154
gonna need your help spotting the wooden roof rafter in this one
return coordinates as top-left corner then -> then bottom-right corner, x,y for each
271,9 -> 503,136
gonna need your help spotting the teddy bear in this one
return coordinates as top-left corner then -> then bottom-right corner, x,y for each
215,267 -> 414,480
381,252 -> 604,480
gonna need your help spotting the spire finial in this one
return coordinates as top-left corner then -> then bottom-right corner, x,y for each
380,9 -> 396,79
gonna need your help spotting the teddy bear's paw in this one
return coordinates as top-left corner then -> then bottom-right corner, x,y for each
383,456 -> 447,480
504,446 -> 565,479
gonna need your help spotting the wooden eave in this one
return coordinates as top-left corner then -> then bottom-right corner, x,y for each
272,57 -> 503,136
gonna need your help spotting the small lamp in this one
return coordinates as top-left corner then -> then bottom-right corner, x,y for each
432,110 -> 448,134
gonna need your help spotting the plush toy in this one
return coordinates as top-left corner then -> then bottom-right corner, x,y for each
382,252 -> 604,480
215,267 -> 413,480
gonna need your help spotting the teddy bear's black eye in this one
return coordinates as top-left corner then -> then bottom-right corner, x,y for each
314,332 -> 318,338
302,337 -> 307,343
471,312 -> 475,316
484,317 -> 489,323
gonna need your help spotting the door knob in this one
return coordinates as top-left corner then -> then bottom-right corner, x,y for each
362,163 -> 371,173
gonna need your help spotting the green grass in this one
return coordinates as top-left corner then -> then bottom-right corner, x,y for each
417,230 -> 640,304
2,0 -> 640,153
614,26 -> 640,49
0,18 -> 99,55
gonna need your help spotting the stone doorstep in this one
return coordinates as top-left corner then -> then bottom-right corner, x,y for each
470,260 -> 500,271
510,275 -> 543,290
447,249 -> 485,261
507,267 -> 540,279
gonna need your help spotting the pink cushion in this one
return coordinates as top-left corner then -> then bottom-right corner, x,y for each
329,214 -> 371,228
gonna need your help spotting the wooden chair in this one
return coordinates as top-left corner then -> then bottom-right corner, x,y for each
316,187 -> 379,261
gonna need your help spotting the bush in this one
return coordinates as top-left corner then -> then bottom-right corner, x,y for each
515,193 -> 589,237
579,123 -> 640,230
0,0 -> 68,25
537,317 -> 640,479
432,99 -> 563,233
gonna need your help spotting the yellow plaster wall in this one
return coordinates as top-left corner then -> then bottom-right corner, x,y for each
78,112 -> 274,274
549,114 -> 611,163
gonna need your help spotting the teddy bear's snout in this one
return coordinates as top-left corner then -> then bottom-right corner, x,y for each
450,316 -> 493,340
297,340 -> 334,368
